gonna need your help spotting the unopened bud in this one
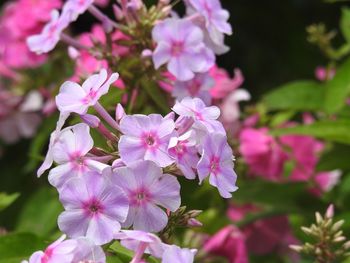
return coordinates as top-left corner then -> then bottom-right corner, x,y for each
331,220 -> 345,232
115,103 -> 125,121
315,212 -> 323,224
113,4 -> 124,20
289,245 -> 303,252
80,114 -> 100,128
187,218 -> 202,227
343,240 -> 350,250
141,49 -> 153,58
325,204 -> 334,219
301,226 -> 312,235
334,236 -> 346,243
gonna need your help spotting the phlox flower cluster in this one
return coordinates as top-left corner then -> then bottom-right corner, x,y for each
24,63 -> 238,261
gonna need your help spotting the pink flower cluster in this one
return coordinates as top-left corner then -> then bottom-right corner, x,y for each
0,0 -> 62,75
26,66 -> 238,262
239,124 -> 341,194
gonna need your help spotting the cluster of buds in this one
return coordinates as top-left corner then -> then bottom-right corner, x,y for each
290,205 -> 350,263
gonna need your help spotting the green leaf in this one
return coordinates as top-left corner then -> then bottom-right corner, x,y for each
0,233 -> 45,262
270,120 -> 350,145
140,76 -> 169,114
341,7 -> 350,43
317,144 -> 350,171
262,81 -> 324,111
15,187 -> 62,236
109,241 -> 134,261
324,57 -> 350,113
0,192 -> 19,212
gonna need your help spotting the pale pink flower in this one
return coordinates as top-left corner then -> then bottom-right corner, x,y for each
56,69 -> 119,114
152,18 -> 215,81
197,133 -> 238,198
162,245 -> 197,263
111,160 -> 181,232
58,171 -> 129,245
172,97 -> 225,135
62,0 -> 94,22
22,235 -> 77,263
48,123 -> 109,188
118,114 -> 175,167
27,10 -> 70,54
220,88 -> 250,123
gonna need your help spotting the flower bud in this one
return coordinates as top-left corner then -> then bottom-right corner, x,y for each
325,204 -> 334,219
115,103 -> 125,121
187,218 -> 203,227
113,4 -> 124,20
80,114 -> 100,128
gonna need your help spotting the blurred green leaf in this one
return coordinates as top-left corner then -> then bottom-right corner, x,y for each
0,192 -> 19,212
109,241 -> 134,261
15,187 -> 62,236
341,7 -> 350,43
324,57 -> 350,113
317,144 -> 350,171
0,233 -> 45,263
262,81 -> 324,111
140,76 -> 169,114
271,120 -> 350,145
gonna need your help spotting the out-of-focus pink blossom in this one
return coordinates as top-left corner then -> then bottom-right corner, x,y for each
221,88 -> 250,123
315,66 -> 336,81
239,128 -> 288,180
27,10 -> 70,54
209,66 -> 245,99
204,225 -> 249,263
162,245 -> 197,263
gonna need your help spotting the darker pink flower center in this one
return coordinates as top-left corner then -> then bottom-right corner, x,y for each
171,41 -> 184,57
209,156 -> 220,175
82,89 -> 98,104
188,80 -> 201,96
42,247 -> 53,263
130,188 -> 152,205
175,141 -> 188,158
142,132 -> 159,149
84,198 -> 104,216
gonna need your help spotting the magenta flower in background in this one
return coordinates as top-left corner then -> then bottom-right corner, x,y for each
62,0 -> 94,22
162,245 -> 197,263
152,18 -> 215,81
57,171 -> 129,245
118,114 -> 175,167
186,0 -> 232,54
22,235 -> 77,263
315,66 -> 336,81
111,160 -> 181,232
172,73 -> 214,105
204,225 -> 249,263
168,131 -> 199,179
56,69 -> 119,114
239,127 -> 288,181
27,10 -> 70,54
114,230 -> 168,258
48,123 -> 109,188
197,133 -> 238,198
209,66 -> 245,99
172,97 -> 225,135
37,112 -> 69,177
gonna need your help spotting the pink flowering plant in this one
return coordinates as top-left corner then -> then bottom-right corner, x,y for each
1,0 -> 350,263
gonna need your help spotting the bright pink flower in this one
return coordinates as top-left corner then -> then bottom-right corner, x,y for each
22,235 -> 77,263
197,133 -> 238,198
119,114 -> 175,167
58,171 -> 129,245
168,131 -> 199,179
204,225 -> 248,263
209,66 -> 245,99
152,18 -> 215,81
172,73 -> 214,105
239,128 -> 288,180
48,123 -> 109,188
27,10 -> 70,54
111,160 -> 181,232
172,97 -> 225,135
56,69 -> 119,114
162,245 -> 197,263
